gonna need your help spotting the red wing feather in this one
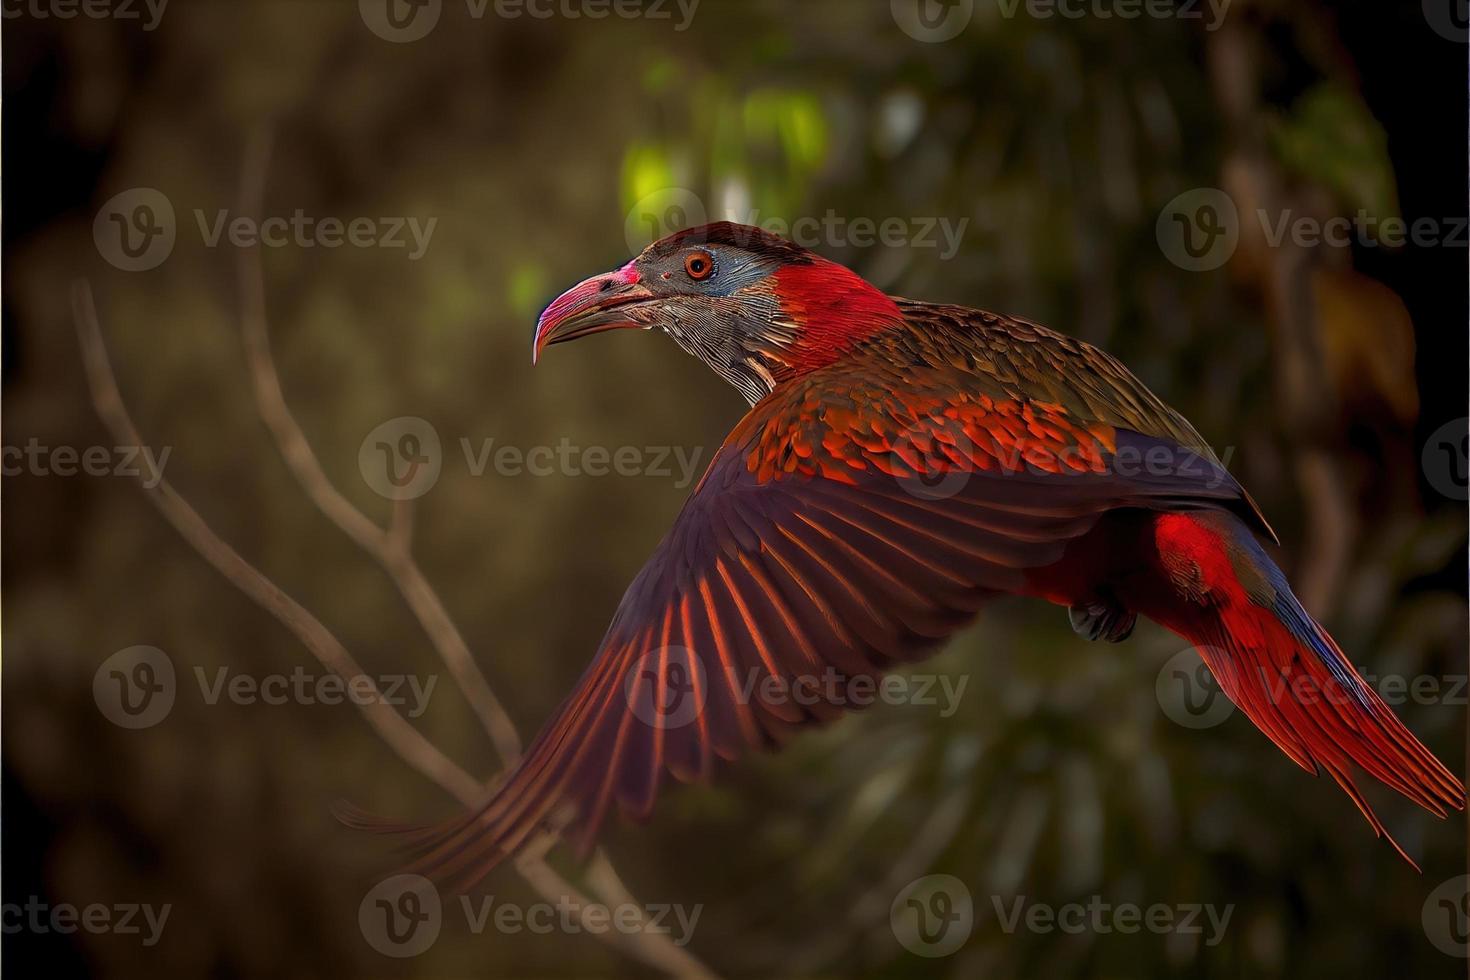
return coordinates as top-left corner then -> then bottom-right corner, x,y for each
371,382 -> 1258,892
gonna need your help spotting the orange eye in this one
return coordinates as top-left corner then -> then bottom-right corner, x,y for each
684,250 -> 714,280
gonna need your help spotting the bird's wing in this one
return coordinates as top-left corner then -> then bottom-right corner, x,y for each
379,378 -> 1255,890
889,300 -> 1277,540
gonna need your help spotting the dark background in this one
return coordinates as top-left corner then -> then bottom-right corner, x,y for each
4,1 -> 1467,977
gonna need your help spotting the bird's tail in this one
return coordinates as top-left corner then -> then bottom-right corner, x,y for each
1139,512 -> 1464,866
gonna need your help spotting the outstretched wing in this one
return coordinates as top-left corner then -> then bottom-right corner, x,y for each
377,373 -> 1256,891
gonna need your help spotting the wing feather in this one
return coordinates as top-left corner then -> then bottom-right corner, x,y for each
371,364 -> 1262,891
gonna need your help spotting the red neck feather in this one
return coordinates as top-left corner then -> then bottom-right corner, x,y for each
771,258 -> 904,373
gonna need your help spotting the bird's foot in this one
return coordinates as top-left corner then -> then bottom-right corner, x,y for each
1068,594 -> 1136,643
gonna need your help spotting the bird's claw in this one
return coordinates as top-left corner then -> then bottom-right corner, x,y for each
1068,594 -> 1136,643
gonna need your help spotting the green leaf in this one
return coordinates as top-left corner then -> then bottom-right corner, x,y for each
1270,82 -> 1398,219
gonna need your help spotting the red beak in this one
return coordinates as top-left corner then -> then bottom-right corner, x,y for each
532,261 -> 657,364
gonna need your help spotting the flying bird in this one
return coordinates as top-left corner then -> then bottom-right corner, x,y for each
362,222 -> 1463,887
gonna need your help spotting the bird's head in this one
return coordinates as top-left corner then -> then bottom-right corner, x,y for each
533,222 -> 905,403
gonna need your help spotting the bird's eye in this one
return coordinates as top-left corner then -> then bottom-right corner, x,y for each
684,250 -> 714,281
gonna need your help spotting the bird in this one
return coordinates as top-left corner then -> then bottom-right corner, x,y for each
353,221 -> 1463,888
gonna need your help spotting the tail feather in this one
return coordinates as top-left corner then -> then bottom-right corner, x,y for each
1146,512 -> 1465,866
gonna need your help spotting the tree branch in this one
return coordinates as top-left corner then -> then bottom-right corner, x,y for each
72,280 -> 483,806
72,280 -> 717,979
233,129 -> 523,765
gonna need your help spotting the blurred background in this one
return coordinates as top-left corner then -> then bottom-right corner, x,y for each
5,1 -> 1467,976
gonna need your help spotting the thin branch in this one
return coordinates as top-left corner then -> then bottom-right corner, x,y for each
71,280 -> 481,806
233,129 -> 522,764
75,281 -> 718,979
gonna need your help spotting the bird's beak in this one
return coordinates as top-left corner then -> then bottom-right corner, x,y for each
533,261 -> 658,364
